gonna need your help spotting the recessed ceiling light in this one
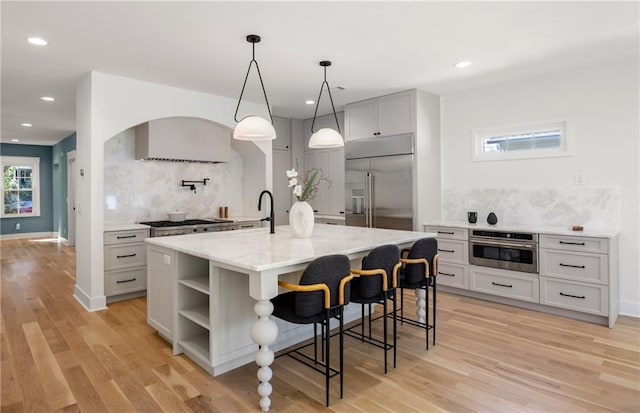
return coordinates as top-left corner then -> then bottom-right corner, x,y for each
27,37 -> 48,46
21,123 -> 32,127
11,139 -> 20,142
305,100 -> 315,105
454,61 -> 472,69
40,96 -> 55,102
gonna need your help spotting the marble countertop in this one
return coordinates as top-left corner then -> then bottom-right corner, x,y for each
146,224 -> 434,272
423,221 -> 619,238
104,223 -> 150,232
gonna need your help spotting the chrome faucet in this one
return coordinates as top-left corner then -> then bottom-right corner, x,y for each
258,190 -> 275,234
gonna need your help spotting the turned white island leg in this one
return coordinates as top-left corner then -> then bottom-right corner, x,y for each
415,288 -> 426,324
251,299 -> 278,412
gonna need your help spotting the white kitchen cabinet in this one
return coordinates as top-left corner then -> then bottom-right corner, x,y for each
104,228 -> 149,303
377,91 -> 414,137
272,116 -> 291,150
147,245 -> 176,341
470,266 -> 539,303
302,112 -> 345,216
424,225 -> 469,289
345,90 -> 415,141
424,224 -> 620,327
304,150 -> 329,214
539,233 -> 618,326
327,147 -> 345,216
272,149 -> 291,225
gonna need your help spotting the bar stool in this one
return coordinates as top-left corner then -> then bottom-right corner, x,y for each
271,254 -> 353,407
346,244 -> 401,373
396,237 -> 439,349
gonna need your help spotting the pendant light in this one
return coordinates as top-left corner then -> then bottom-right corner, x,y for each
308,61 -> 344,148
233,34 -> 276,141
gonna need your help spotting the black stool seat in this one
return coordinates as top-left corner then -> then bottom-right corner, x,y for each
395,237 -> 439,350
346,244 -> 401,374
271,254 -> 352,407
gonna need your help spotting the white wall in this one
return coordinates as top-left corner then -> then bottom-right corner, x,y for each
75,71 -> 270,311
441,58 -> 639,316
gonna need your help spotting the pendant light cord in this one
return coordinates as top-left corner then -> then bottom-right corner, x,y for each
311,64 -> 341,134
234,39 -> 273,123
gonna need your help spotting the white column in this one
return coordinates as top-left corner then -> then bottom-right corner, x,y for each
251,300 -> 278,412
415,288 -> 426,324
249,270 -> 279,412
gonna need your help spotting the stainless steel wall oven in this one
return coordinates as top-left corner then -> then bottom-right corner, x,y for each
469,229 -> 538,273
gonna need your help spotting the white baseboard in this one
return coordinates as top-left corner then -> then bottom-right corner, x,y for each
73,284 -> 107,312
619,299 -> 640,318
0,231 -> 55,240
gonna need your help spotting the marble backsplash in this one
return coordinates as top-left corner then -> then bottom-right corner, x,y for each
442,187 -> 620,229
104,128 -> 243,225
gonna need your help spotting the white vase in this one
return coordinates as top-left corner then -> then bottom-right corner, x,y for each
289,201 -> 314,238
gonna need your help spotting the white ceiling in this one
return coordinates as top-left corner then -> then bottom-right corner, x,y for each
2,1 -> 638,146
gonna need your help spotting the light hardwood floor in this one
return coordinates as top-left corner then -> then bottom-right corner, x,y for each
1,237 -> 639,412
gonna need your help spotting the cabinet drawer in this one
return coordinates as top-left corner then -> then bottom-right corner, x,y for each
424,226 -> 468,240
540,277 -> 608,316
104,229 -> 149,245
104,243 -> 146,270
235,222 -> 260,229
470,267 -> 539,303
316,217 -> 345,226
436,262 -> 468,289
105,267 -> 146,296
540,249 -> 608,285
436,239 -> 468,264
539,234 -> 607,254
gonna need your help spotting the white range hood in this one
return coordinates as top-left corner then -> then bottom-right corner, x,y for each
135,117 -> 231,163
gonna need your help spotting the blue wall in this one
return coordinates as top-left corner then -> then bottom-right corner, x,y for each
1,144 -> 53,235
52,133 -> 77,239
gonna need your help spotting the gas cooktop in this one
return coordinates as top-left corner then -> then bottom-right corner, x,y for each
140,219 -> 232,227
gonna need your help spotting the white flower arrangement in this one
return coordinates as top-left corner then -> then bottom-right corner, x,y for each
286,166 -> 330,202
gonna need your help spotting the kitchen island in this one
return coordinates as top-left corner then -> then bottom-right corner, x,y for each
145,223 -> 433,412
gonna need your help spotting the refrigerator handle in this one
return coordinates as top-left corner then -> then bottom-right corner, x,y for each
370,173 -> 375,228
366,172 -> 373,228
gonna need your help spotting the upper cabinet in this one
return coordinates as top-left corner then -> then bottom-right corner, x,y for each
344,90 -> 415,141
273,116 -> 291,150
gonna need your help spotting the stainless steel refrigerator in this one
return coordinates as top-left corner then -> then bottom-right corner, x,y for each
345,134 -> 414,230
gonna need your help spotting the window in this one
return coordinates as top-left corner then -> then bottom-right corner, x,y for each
473,121 -> 569,161
1,156 -> 40,217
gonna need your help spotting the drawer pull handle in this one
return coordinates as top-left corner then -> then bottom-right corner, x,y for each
116,278 -> 137,284
491,282 -> 513,288
437,231 -> 455,235
438,271 -> 455,277
116,253 -> 137,259
559,241 -> 585,246
240,225 -> 253,228
438,248 -> 455,253
116,235 -> 136,239
559,263 -> 585,269
559,292 -> 586,299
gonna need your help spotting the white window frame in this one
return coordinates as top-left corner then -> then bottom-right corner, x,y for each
1,156 -> 41,218
472,120 -> 570,162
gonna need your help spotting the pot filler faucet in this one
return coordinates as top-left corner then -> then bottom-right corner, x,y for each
258,190 -> 275,234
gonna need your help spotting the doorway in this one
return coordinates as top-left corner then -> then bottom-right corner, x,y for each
67,150 -> 76,246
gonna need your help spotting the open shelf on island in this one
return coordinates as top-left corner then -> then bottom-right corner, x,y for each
179,333 -> 209,364
179,276 -> 210,295
179,305 -> 210,329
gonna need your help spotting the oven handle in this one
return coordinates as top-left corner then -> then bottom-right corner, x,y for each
470,238 -> 537,250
